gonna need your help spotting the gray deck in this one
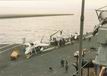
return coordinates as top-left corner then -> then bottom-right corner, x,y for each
0,36 -> 98,76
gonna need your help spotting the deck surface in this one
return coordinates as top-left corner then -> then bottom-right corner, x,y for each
0,36 -> 98,76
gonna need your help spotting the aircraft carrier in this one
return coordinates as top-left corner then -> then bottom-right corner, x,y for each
1,1 -> 107,76
0,34 -> 98,76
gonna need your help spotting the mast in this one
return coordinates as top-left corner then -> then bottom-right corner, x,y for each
78,0 -> 85,76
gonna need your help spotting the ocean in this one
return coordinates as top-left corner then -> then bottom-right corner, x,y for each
0,10 -> 99,44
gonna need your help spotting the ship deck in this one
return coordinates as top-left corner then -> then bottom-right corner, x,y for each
0,35 -> 98,76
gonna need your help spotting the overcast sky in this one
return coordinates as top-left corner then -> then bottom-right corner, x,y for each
0,0 -> 107,14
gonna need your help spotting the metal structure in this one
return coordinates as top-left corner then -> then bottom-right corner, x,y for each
94,6 -> 107,66
78,0 -> 85,76
0,14 -> 73,19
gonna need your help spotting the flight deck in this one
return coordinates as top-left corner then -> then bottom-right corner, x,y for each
0,36 -> 98,76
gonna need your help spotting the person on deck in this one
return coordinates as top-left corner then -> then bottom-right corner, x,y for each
65,60 -> 69,72
60,59 -> 65,67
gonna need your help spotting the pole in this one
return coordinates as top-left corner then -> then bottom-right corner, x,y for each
78,0 -> 85,76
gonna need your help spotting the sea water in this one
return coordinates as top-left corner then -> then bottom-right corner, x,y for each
0,10 -> 99,44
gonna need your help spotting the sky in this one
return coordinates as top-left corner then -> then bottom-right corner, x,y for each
0,0 -> 107,14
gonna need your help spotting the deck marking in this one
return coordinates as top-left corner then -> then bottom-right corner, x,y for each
0,44 -> 14,50
0,45 -> 21,54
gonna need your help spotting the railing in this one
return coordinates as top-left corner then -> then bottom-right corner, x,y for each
72,60 -> 96,76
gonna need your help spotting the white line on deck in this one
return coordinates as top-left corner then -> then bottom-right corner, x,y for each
0,45 -> 21,54
0,44 -> 14,50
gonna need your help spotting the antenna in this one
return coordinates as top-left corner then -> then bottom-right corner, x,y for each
78,0 -> 85,76
0,14 -> 74,19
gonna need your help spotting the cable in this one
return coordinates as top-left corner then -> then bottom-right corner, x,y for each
72,60 -> 92,76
